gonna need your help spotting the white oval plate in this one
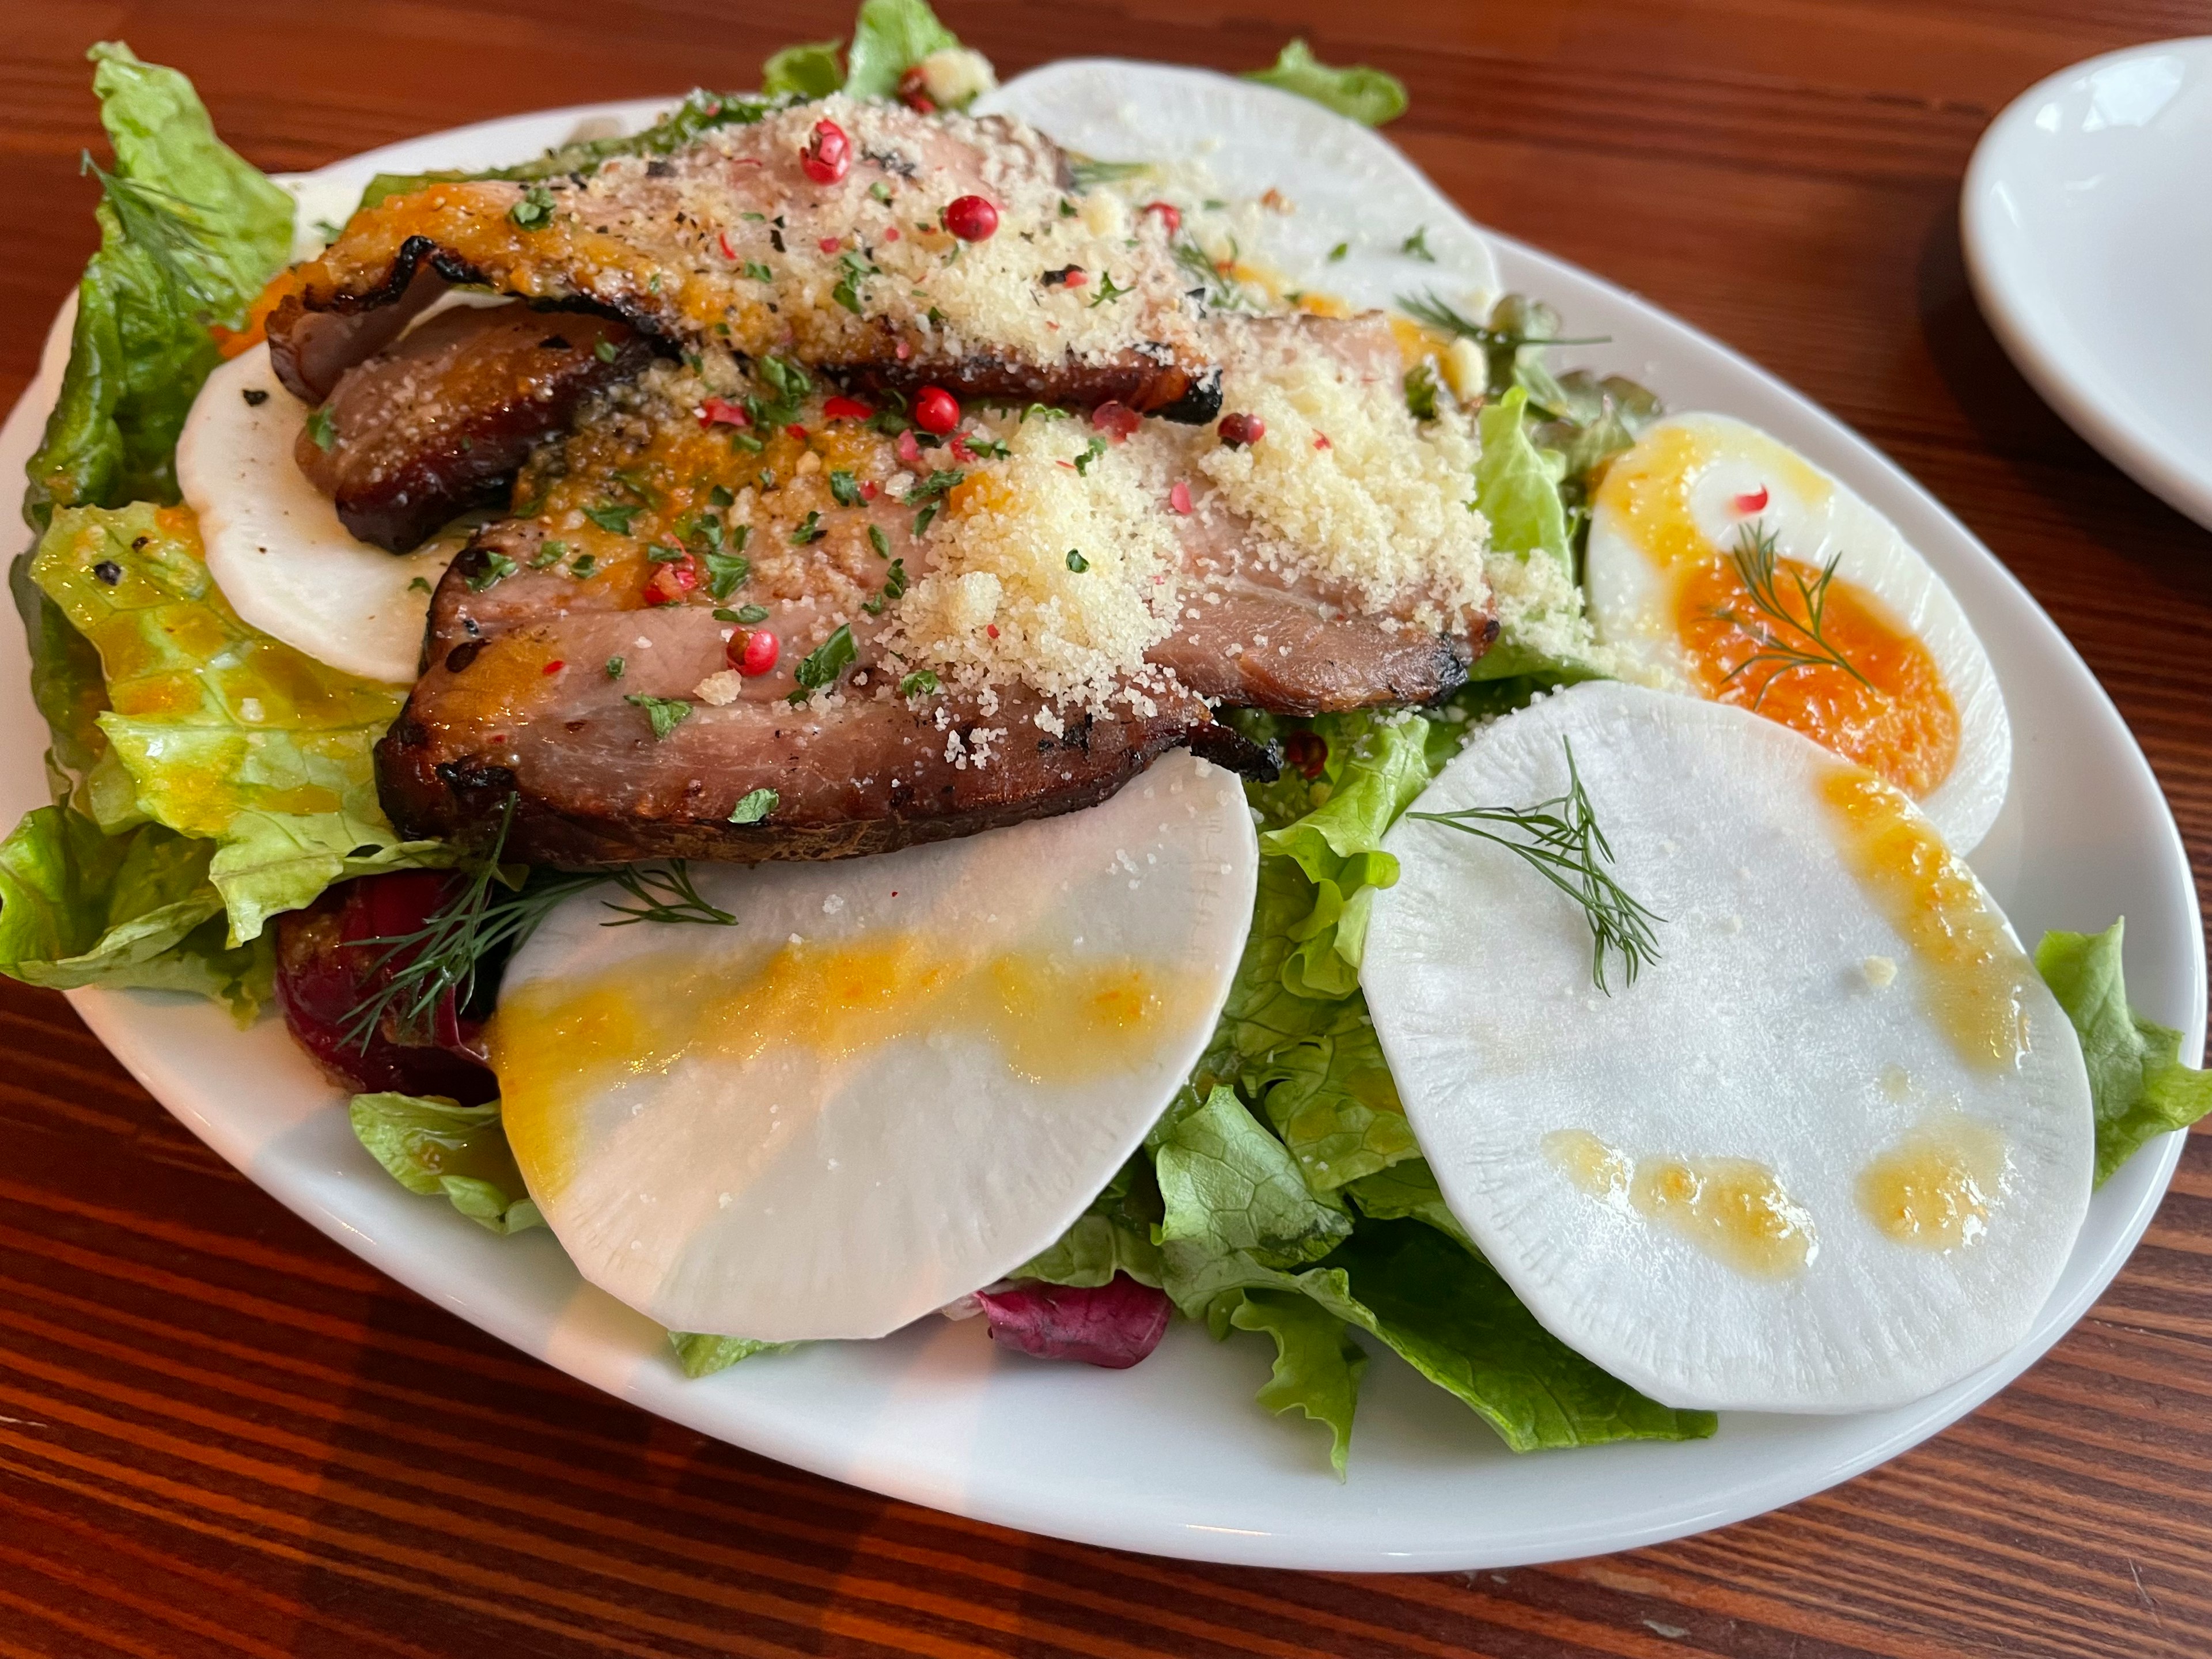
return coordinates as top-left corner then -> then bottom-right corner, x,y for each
1963,37 -> 2212,530
2,65 -> 2202,1573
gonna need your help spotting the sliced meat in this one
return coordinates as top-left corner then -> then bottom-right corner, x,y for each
270,96 -> 1218,419
297,304 -> 653,551
372,333 -> 1489,861
377,532 -> 1240,863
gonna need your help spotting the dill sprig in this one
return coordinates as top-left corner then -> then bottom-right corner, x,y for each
1407,738 -> 1663,993
600,863 -> 738,927
1395,289 -> 1606,354
1174,236 -> 1254,310
339,798 -> 736,1051
1709,519 -> 1873,707
1066,156 -> 1154,190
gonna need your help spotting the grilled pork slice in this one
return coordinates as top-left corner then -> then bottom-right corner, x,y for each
270,96 -> 1219,420
296,304 -> 651,551
374,319 -> 1489,859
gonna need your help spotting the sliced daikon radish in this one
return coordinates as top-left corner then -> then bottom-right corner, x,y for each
980,60 -> 1499,317
492,751 -> 1258,1342
1362,681 -> 2091,1413
177,342 -> 460,685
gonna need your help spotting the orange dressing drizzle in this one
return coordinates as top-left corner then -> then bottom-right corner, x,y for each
1821,767 -> 2032,1071
493,934 -> 1188,1200
1543,1128 -> 1816,1279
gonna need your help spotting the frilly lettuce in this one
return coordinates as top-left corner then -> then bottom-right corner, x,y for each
1227,1289 -> 1368,1476
1243,39 -> 1408,127
26,43 -> 293,531
0,803 -> 268,1020
30,503 -> 449,945
2036,920 -> 2210,1186
349,1092 -> 544,1235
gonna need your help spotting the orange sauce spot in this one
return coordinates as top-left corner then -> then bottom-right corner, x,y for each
433,635 -> 562,728
1857,1115 -> 2006,1251
1543,1128 -> 1816,1278
1674,558 -> 1960,797
1821,767 -> 2032,1071
493,934 -> 1192,1200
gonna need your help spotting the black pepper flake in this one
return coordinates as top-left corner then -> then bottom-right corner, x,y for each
646,159 -> 672,178
92,560 -> 122,585
241,388 -> 269,407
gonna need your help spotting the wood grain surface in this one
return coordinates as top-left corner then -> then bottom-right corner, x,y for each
3,2 -> 2210,1654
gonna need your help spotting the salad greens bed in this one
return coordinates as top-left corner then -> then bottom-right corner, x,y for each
6,12 -> 2204,1475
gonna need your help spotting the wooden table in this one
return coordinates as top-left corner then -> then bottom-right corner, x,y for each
3,2 -> 2208,1653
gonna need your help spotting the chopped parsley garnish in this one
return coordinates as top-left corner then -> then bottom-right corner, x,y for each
910,468 -> 966,503
570,552 -> 599,579
729,787 -> 779,825
604,656 -> 626,678
527,543 -> 565,569
305,406 -> 337,451
786,623 -> 857,703
593,338 -> 618,363
868,180 -> 893,203
743,260 -> 774,282
465,551 -> 517,592
1073,437 -> 1108,476
868,523 -> 891,559
407,576 -> 432,594
509,185 -> 556,230
584,502 -> 640,535
790,510 -> 825,544
1065,548 -> 1089,572
1400,225 -> 1435,262
963,437 -> 1011,459
1089,270 -> 1134,307
829,469 -> 863,507
742,210 -> 766,222
758,354 -> 812,408
1404,361 -> 1440,422
624,693 -> 692,740
702,550 -> 751,599
1328,240 -> 1350,263
730,431 -> 764,453
862,558 -> 910,616
898,669 -> 940,698
709,484 -> 736,507
832,251 -> 877,315
733,603 -> 770,624
646,542 -> 689,563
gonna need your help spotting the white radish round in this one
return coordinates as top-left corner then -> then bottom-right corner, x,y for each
177,342 -> 456,684
1363,681 -> 2091,1414
491,751 -> 1258,1343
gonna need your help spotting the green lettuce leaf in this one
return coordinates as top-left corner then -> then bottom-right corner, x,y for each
1153,1086 -> 1352,1273
1345,1157 -> 1477,1252
9,547 -> 119,815
1243,995 -> 1416,1192
1314,1222 -> 1715,1452
1243,39 -> 1408,127
668,1332 -> 798,1378
1017,1153 -> 1164,1288
26,43 -> 293,531
1226,1289 -> 1366,1476
1257,711 -> 1434,994
350,1092 -> 543,1234
30,503 -> 449,942
360,88 -> 770,211
0,801 -> 269,1019
1469,385 -> 1610,684
762,41 -> 846,100
2036,920 -> 2211,1185
843,0 -> 962,100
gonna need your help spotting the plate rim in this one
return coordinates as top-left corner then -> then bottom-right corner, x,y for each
4,69 -> 2202,1571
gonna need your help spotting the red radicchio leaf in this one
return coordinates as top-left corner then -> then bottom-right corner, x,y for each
973,1274 -> 1173,1369
272,872 -> 498,1103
